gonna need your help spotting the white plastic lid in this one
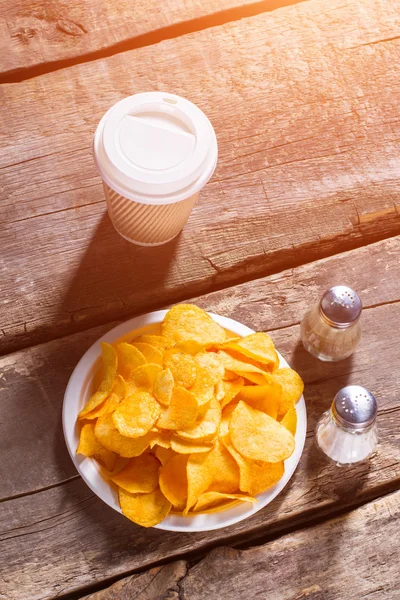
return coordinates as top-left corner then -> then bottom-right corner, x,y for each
93,92 -> 218,205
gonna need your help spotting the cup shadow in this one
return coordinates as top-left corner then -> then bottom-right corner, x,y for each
59,210 -> 181,333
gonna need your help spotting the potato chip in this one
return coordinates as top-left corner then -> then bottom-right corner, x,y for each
163,348 -> 197,389
119,487 -> 171,527
79,343 -> 118,419
229,401 -> 295,462
157,386 -> 198,430
159,454 -> 188,510
132,334 -> 172,349
110,454 -> 160,494
117,342 -> 146,379
77,423 -> 117,470
218,401 -> 238,438
193,491 -> 256,512
107,456 -> 130,477
217,351 -> 270,383
77,423 -> 104,457
185,440 -> 239,513
149,431 -> 172,449
95,414 -> 154,457
129,363 -> 162,390
189,364 -> 215,406
153,446 -> 175,466
162,304 -> 226,345
222,434 -> 284,496
113,390 -> 161,438
223,333 -> 279,371
174,340 -> 204,355
217,378 -> 244,409
84,372 -> 126,419
177,396 -> 221,441
280,404 -> 297,436
153,368 -> 174,406
131,342 -> 163,366
195,352 -> 225,384
237,380 -> 281,419
273,368 -> 304,418
170,435 -> 213,454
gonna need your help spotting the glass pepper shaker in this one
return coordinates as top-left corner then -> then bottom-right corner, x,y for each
300,286 -> 362,362
315,385 -> 378,466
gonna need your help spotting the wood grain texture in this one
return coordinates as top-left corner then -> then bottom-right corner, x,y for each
0,0 -> 298,79
80,490 -> 400,600
1,237 -> 399,600
1,0 -> 400,353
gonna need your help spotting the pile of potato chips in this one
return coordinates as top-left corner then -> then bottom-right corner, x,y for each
76,304 -> 304,527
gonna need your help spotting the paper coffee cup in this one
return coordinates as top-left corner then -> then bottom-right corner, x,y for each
93,92 -> 218,246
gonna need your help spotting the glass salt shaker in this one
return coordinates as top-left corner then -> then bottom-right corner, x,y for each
315,385 -> 378,466
300,286 -> 362,361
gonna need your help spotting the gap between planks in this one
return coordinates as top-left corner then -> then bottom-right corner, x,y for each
0,0 -> 305,83
1,224 -> 399,359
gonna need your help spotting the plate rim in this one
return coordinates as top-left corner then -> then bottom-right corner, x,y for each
62,309 -> 307,532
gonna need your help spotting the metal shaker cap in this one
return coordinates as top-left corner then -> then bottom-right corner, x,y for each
332,385 -> 377,431
320,286 -> 362,328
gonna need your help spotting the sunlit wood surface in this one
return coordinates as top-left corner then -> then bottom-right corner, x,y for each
0,0 -> 399,598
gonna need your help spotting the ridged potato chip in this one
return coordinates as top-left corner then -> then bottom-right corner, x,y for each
117,342 -> 146,379
170,435 -> 213,454
223,333 -> 279,371
162,304 -> 226,345
280,404 -> 298,436
272,368 -> 304,418
119,487 -> 172,527
159,453 -> 188,510
163,348 -> 197,389
95,414 -> 154,457
153,368 -> 174,406
177,396 -> 221,441
110,454 -> 160,494
113,390 -> 160,438
129,363 -> 162,390
229,401 -> 295,463
131,342 -> 163,366
157,386 -> 198,430
237,380 -> 281,419
79,343 -> 118,419
185,441 -> 239,513
222,434 -> 284,496
193,491 -> 256,512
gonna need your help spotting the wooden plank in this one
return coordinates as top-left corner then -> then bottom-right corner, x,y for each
1,237 -> 399,599
1,0 -> 400,353
0,0 -> 299,80
80,489 -> 400,600
1,235 -> 398,500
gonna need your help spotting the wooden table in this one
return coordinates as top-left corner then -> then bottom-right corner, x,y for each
1,0 -> 399,598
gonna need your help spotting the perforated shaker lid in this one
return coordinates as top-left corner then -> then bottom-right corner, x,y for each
93,92 -> 218,205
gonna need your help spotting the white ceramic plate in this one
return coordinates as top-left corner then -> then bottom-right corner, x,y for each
63,310 -> 306,532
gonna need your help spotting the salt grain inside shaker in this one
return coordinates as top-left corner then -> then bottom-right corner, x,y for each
300,286 -> 362,362
315,385 -> 378,467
